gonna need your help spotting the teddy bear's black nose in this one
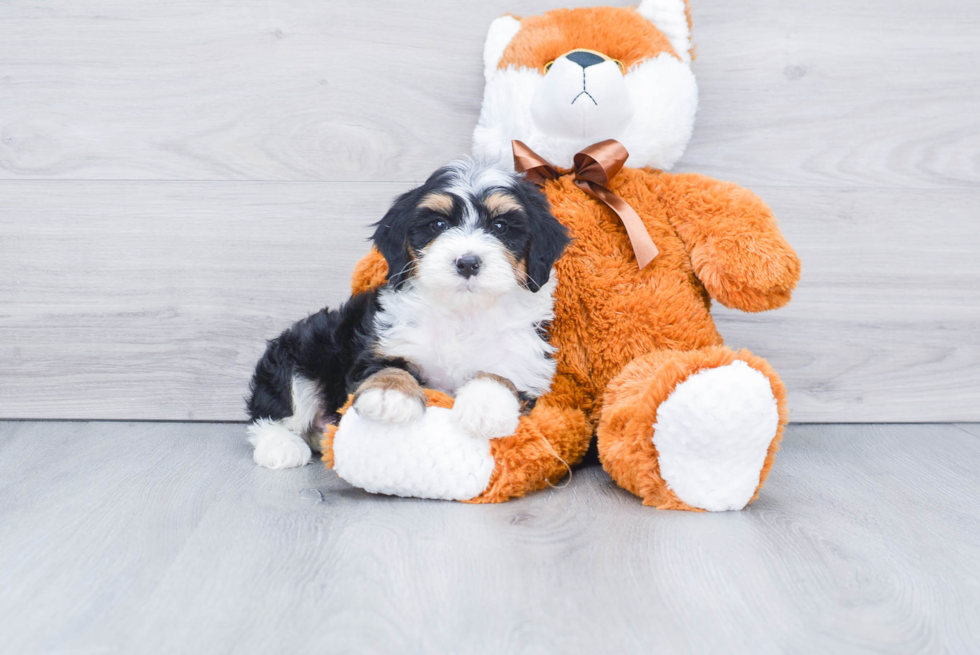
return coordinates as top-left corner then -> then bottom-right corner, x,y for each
565,50 -> 606,69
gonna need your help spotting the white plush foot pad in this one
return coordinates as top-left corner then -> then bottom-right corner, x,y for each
332,407 -> 496,501
247,419 -> 313,469
652,360 -> 779,511
451,377 -> 521,439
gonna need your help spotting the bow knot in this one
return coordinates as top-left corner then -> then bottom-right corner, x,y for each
513,139 -> 658,268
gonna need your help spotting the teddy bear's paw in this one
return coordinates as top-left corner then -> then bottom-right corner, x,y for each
332,407 -> 496,501
451,375 -> 521,440
353,388 -> 426,424
653,360 -> 779,511
247,419 -> 313,469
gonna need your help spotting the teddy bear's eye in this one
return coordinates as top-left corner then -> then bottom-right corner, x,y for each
543,60 -> 554,73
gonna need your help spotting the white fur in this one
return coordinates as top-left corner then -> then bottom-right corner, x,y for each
416,227 -> 522,298
483,15 -> 522,79
373,157 -> 558,397
531,58 -> 634,141
373,274 -> 557,398
474,47 -> 697,171
247,419 -> 312,469
451,377 -> 522,439
637,0 -> 692,63
333,407 -> 496,501
286,375 -> 323,435
353,387 -> 425,424
652,361 -> 779,511
247,375 -> 322,469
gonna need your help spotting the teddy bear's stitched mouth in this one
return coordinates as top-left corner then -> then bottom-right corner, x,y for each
571,68 -> 598,106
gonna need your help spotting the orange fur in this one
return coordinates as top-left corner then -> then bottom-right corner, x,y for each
336,3 -> 799,508
597,346 -> 788,509
499,7 -> 680,72
350,251 -> 389,296
342,167 -> 798,507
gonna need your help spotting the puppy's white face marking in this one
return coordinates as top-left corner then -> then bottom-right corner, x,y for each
370,158 -> 569,398
415,227 -> 520,305
407,160 -> 532,308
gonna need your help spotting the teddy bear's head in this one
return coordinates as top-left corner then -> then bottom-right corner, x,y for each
473,1 -> 697,172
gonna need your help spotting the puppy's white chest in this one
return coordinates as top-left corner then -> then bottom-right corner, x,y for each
374,288 -> 557,397
394,315 -> 505,392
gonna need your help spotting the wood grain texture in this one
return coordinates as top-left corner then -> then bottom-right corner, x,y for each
0,0 -> 977,187
686,0 -> 980,189
2,183 -> 977,421
0,181 -> 397,420
1,421 -> 979,653
1,0 -> 978,421
0,0 -> 598,182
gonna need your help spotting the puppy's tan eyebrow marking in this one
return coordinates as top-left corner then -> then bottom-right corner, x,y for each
418,192 -> 454,214
484,191 -> 522,216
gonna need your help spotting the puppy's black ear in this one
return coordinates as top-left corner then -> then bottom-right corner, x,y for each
515,179 -> 571,292
371,187 -> 422,289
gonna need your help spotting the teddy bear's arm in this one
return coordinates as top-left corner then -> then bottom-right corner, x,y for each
655,172 -> 801,312
467,368 -> 595,503
349,247 -> 389,295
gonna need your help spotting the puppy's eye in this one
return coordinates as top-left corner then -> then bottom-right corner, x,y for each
543,60 -> 554,73
492,220 -> 508,234
430,219 -> 449,231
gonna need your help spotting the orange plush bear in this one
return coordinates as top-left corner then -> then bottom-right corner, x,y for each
323,1 -> 800,511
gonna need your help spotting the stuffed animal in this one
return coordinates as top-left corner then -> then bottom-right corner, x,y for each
322,0 -> 800,511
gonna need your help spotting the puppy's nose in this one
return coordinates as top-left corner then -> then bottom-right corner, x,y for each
565,50 -> 606,69
455,254 -> 481,278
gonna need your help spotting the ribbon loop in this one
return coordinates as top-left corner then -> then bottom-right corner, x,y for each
512,140 -> 559,186
512,139 -> 659,268
573,139 -> 627,186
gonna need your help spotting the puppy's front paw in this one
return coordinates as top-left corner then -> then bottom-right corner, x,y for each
452,373 -> 522,439
353,368 -> 426,424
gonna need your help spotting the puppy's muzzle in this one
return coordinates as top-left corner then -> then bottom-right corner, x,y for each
455,254 -> 481,279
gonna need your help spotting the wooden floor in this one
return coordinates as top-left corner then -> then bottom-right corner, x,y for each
1,422 -> 978,654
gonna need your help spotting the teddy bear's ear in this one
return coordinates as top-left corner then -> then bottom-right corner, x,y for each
637,0 -> 693,63
483,15 -> 522,79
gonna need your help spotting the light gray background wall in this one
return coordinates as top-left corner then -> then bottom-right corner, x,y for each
1,0 -> 977,422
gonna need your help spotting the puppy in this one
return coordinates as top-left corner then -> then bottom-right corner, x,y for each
245,159 -> 570,469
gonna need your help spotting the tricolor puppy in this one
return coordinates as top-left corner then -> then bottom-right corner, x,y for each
245,159 -> 570,469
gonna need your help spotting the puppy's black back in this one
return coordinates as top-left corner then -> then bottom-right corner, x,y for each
246,292 -> 378,424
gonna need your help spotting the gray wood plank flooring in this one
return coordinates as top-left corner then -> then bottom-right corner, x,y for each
1,0 -> 979,423
1,421 -> 978,654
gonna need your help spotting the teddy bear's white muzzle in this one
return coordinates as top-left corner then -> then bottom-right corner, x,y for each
531,56 -> 634,141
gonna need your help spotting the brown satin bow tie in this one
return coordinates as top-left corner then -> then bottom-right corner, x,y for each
512,139 -> 659,268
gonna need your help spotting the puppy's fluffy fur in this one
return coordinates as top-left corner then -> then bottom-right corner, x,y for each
245,159 -> 570,469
